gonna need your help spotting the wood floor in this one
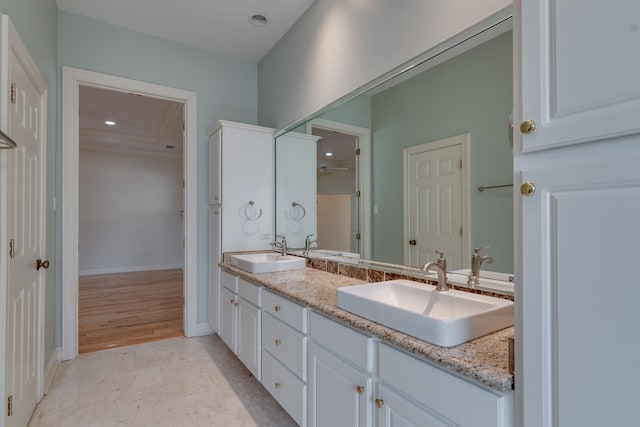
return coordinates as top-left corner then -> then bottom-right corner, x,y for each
79,269 -> 184,354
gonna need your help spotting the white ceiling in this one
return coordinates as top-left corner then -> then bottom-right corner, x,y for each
79,86 -> 184,155
56,0 -> 316,62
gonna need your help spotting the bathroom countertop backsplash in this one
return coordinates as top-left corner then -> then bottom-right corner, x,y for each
220,255 -> 514,393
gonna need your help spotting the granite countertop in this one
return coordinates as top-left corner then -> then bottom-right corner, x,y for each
221,262 -> 514,393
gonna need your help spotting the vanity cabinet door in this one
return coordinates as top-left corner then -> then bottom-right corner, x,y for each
219,286 -> 237,353
308,342 -> 371,427
374,384 -> 449,427
237,298 -> 261,380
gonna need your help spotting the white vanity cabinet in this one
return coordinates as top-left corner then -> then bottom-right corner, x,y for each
208,120 -> 274,333
375,344 -> 513,427
218,271 -> 262,379
307,312 -> 372,427
261,290 -> 308,426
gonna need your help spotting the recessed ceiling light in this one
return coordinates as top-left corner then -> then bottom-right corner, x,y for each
104,120 -> 116,126
325,152 -> 333,157
249,14 -> 268,27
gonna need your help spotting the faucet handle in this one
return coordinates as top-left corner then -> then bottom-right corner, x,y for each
473,246 -> 490,254
306,234 -> 315,240
434,250 -> 445,259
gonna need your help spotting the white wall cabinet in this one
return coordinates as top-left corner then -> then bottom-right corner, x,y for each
516,1 -> 640,426
207,120 -> 274,332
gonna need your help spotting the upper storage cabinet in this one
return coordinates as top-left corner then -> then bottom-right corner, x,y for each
208,120 -> 274,251
519,0 -> 640,152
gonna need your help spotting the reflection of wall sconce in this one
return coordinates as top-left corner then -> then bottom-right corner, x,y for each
287,202 -> 306,220
242,200 -> 263,221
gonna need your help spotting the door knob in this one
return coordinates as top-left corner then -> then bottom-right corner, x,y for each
520,181 -> 536,196
409,240 -> 417,246
36,259 -> 50,270
520,119 -> 536,134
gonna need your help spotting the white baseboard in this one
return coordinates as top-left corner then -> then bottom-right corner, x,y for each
78,264 -> 183,276
43,348 -> 61,395
193,322 -> 214,337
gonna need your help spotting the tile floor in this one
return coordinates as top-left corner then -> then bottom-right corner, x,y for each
29,335 -> 297,427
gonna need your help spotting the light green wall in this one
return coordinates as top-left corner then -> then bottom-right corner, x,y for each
0,0 -> 58,365
55,11 -> 259,342
371,31 -> 513,272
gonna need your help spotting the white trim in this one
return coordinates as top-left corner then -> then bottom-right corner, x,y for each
402,133 -> 470,268
62,67 -> 198,360
43,348 -> 61,396
194,322 -> 215,336
78,264 -> 184,276
305,118 -> 372,259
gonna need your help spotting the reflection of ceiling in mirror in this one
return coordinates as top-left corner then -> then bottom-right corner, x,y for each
313,127 -> 357,170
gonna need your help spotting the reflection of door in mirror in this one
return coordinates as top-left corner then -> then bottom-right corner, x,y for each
404,134 -> 469,269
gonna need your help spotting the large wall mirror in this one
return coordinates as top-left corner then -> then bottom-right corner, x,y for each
275,18 -> 514,277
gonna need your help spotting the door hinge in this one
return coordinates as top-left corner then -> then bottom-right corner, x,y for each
459,159 -> 463,169
356,148 -> 361,155
459,227 -> 463,237
183,297 -> 185,306
10,83 -> 16,104
182,238 -> 185,248
356,232 -> 361,241
355,190 -> 361,198
7,395 -> 12,417
9,239 -> 15,259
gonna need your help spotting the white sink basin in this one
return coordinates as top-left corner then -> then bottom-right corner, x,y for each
336,279 -> 513,347
230,253 -> 306,273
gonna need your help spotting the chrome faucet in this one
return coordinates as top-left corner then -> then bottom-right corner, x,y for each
304,234 -> 318,254
270,235 -> 287,256
467,247 -> 493,288
421,252 -> 449,292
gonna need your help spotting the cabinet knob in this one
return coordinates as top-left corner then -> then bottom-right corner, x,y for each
274,305 -> 281,312
520,119 -> 536,134
275,339 -> 281,346
520,181 -> 536,196
230,299 -> 234,304
356,386 -> 365,395
234,302 -> 239,307
375,398 -> 384,409
409,239 -> 417,246
275,382 -> 281,390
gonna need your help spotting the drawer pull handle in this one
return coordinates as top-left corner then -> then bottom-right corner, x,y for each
375,398 -> 384,409
275,382 -> 281,390
275,339 -> 281,346
274,305 -> 281,312
356,386 -> 365,395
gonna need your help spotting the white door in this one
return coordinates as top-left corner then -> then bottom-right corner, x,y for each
516,1 -> 640,426
308,342 -> 370,427
404,135 -> 467,269
5,21 -> 47,427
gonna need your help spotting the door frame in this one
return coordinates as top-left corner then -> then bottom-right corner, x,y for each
61,67 -> 198,360
402,133 -> 470,267
305,118 -> 372,259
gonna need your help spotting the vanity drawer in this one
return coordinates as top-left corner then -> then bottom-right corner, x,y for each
263,312 -> 306,379
263,289 -> 307,332
262,349 -> 306,426
238,277 -> 261,307
221,270 -> 238,293
378,343 -> 511,427
309,311 -> 371,372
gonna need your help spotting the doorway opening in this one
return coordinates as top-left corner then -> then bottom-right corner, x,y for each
306,119 -> 371,258
62,67 -> 198,360
77,86 -> 185,353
